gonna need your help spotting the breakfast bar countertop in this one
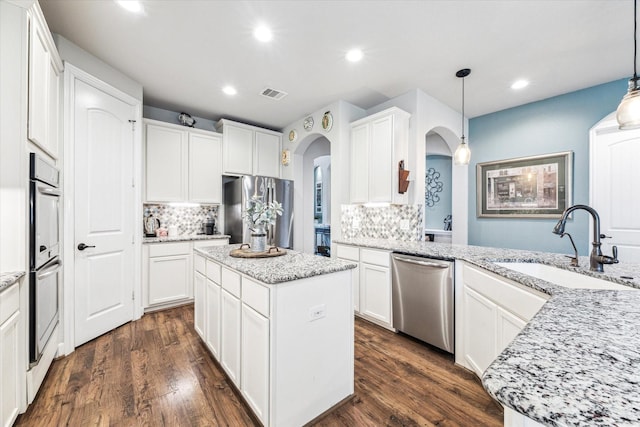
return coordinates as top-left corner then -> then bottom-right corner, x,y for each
334,238 -> 640,426
0,271 -> 25,293
195,244 -> 356,284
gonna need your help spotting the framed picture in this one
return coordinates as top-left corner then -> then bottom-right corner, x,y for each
477,151 -> 573,218
315,183 -> 322,215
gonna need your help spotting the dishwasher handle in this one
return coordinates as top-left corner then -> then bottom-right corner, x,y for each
392,255 -> 449,268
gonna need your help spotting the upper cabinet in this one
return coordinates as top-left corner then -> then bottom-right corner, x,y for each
144,119 -> 222,203
349,107 -> 410,204
217,119 -> 281,178
27,2 -> 63,159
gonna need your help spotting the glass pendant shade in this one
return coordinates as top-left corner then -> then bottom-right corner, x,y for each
454,137 -> 471,165
617,78 -> 640,129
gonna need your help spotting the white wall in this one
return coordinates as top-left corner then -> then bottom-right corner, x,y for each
52,34 -> 142,101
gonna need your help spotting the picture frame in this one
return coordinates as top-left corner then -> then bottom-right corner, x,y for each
477,151 -> 573,218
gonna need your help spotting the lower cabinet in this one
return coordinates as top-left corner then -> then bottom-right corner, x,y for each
457,261 -> 548,377
220,288 -> 241,385
0,284 -> 22,427
205,278 -> 221,359
144,238 -> 228,310
241,304 -> 269,423
336,244 -> 392,330
193,269 -> 206,337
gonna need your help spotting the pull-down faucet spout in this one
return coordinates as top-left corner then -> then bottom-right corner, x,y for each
552,204 -> 618,272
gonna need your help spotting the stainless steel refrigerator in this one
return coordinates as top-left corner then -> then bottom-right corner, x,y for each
223,175 -> 294,248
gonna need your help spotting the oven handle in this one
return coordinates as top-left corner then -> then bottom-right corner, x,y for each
37,258 -> 62,280
37,186 -> 61,197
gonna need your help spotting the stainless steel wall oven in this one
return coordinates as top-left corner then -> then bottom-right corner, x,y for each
29,153 -> 62,364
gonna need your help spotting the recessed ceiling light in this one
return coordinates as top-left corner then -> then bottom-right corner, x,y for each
115,0 -> 144,14
222,86 -> 237,96
511,79 -> 529,90
346,49 -> 364,63
253,26 -> 273,43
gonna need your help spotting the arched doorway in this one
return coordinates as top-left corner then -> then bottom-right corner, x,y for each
425,131 -> 453,242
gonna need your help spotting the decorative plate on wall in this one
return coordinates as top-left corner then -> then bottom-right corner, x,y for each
288,129 -> 297,142
321,111 -> 333,131
281,149 -> 291,166
303,116 -> 314,131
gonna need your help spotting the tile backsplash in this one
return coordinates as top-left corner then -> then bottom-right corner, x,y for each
143,204 -> 218,235
341,204 -> 423,241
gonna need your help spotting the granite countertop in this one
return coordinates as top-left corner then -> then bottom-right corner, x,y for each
143,234 -> 230,244
335,237 -> 640,426
195,244 -> 356,284
0,271 -> 25,293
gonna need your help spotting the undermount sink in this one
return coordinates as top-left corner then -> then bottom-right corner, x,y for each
494,262 -> 632,290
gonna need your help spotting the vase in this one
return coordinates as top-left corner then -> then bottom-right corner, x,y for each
250,227 -> 267,252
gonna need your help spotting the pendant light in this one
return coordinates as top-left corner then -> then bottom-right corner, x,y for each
454,68 -> 472,165
616,0 -> 640,129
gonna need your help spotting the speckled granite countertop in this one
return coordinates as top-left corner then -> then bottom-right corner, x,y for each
195,244 -> 356,285
335,238 -> 640,426
143,234 -> 230,244
0,271 -> 25,293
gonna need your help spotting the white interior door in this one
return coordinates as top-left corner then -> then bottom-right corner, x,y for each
591,118 -> 640,263
74,79 -> 135,346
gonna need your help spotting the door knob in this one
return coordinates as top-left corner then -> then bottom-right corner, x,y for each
77,243 -> 95,251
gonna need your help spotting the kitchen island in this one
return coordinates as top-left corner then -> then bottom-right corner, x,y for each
193,245 -> 356,427
335,238 -> 640,427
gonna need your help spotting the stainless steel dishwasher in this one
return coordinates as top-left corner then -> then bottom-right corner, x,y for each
391,253 -> 454,353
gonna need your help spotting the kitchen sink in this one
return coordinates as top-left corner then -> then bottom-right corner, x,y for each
493,262 -> 633,290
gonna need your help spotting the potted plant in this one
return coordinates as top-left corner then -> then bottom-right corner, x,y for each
242,194 -> 283,252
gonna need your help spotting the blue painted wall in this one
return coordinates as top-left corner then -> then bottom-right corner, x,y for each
468,78 -> 627,255
425,155 -> 452,230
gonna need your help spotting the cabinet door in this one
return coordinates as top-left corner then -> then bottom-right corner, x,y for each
241,304 -> 270,425
206,279 -> 221,359
47,56 -> 60,158
462,286 -> 497,377
254,131 -> 280,178
360,263 -> 391,326
194,271 -> 205,339
148,254 -> 191,305
28,17 -> 50,151
145,124 -> 187,202
496,306 -> 526,356
350,123 -> 369,203
368,115 -> 394,202
221,289 -> 241,385
189,132 -> 222,203
223,125 -> 253,175
0,311 -> 20,427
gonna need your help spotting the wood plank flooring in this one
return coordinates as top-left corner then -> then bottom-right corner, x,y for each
16,305 -> 502,426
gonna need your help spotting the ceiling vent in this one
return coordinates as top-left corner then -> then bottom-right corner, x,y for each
260,87 -> 288,101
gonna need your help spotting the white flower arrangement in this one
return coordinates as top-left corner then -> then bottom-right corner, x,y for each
242,194 -> 283,231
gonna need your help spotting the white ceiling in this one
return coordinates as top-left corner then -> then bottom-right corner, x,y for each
40,0 -> 632,130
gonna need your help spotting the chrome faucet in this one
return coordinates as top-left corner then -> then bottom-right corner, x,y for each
552,204 -> 619,272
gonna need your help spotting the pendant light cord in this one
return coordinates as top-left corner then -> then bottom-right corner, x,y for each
635,0 -> 638,80
461,77 -> 465,139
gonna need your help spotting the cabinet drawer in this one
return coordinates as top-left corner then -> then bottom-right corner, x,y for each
148,242 -> 191,257
193,239 -> 228,249
336,245 -> 359,261
0,284 -> 20,325
221,267 -> 241,298
360,248 -> 390,267
206,260 -> 221,284
463,264 -> 548,321
194,254 -> 206,274
242,278 -> 270,317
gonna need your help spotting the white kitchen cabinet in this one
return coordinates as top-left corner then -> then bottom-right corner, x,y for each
221,288 -> 241,386
0,284 -> 22,427
193,270 -> 205,338
217,119 -> 281,178
457,261 -> 548,377
146,242 -> 192,307
360,260 -> 392,327
205,278 -> 221,359
241,304 -> 270,424
335,244 -> 360,312
144,119 -> 223,203
349,107 -> 410,204
27,2 -> 63,158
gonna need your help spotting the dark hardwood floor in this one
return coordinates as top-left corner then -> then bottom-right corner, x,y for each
16,305 -> 502,426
